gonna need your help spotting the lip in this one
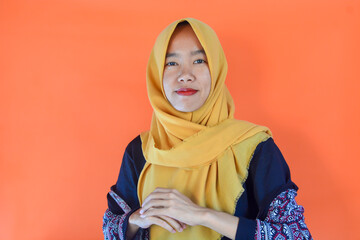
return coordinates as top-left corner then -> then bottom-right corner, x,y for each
175,88 -> 198,96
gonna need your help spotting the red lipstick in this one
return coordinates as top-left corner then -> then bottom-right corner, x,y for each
176,88 -> 198,96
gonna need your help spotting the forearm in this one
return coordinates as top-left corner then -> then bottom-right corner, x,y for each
201,208 -> 239,240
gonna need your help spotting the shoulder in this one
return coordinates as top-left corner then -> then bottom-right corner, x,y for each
120,135 -> 146,175
251,137 -> 292,175
230,124 -> 271,158
230,119 -> 272,146
250,137 -> 294,182
253,137 -> 278,160
124,135 -> 143,158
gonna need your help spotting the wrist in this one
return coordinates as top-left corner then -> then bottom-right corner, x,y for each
200,208 -> 239,239
198,207 -> 215,227
128,209 -> 141,226
126,211 -> 140,239
129,211 -> 136,224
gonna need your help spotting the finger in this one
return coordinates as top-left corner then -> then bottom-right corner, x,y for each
146,216 -> 176,233
159,216 -> 184,232
152,188 -> 181,196
152,187 -> 168,192
140,199 -> 174,214
142,191 -> 171,205
142,190 -> 179,207
153,188 -> 180,196
180,222 -> 187,230
141,207 -> 169,219
141,193 -> 163,207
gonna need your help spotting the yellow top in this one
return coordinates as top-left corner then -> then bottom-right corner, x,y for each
138,18 -> 272,239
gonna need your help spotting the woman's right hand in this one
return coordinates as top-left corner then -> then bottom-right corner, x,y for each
127,208 -> 186,236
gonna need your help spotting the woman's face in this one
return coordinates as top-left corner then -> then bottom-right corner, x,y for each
162,24 -> 211,112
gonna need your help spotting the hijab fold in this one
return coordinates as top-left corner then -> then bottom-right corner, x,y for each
138,18 -> 272,239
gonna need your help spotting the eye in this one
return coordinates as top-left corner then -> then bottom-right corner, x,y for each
165,61 -> 177,66
194,59 -> 207,64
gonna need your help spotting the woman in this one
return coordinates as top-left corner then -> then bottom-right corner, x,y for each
103,18 -> 312,240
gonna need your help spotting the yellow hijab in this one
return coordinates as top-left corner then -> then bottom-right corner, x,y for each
138,18 -> 272,239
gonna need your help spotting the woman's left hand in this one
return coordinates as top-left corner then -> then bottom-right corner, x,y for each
139,188 -> 206,226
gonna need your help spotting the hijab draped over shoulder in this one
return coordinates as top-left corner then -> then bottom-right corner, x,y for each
138,18 -> 271,239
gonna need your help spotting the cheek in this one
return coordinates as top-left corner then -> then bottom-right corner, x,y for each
197,68 -> 211,95
162,69 -> 175,86
162,73 -> 173,100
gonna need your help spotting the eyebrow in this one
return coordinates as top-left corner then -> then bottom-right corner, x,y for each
165,49 -> 206,58
191,49 -> 206,56
165,52 -> 179,58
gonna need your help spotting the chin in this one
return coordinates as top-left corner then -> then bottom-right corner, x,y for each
174,105 -> 201,113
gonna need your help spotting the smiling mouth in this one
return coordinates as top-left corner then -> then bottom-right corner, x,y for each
176,88 -> 198,96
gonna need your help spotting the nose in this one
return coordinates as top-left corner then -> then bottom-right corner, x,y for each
177,65 -> 195,82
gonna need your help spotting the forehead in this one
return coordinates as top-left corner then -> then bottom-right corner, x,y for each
166,24 -> 205,53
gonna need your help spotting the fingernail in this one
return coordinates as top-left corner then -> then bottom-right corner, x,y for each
140,214 -> 145,218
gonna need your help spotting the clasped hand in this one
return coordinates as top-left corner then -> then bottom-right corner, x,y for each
129,188 -> 206,233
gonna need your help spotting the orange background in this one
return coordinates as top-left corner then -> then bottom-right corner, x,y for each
1,0 -> 359,239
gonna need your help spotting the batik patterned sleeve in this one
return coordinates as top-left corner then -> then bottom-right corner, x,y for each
254,189 -> 312,240
102,136 -> 148,240
103,191 -> 132,240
